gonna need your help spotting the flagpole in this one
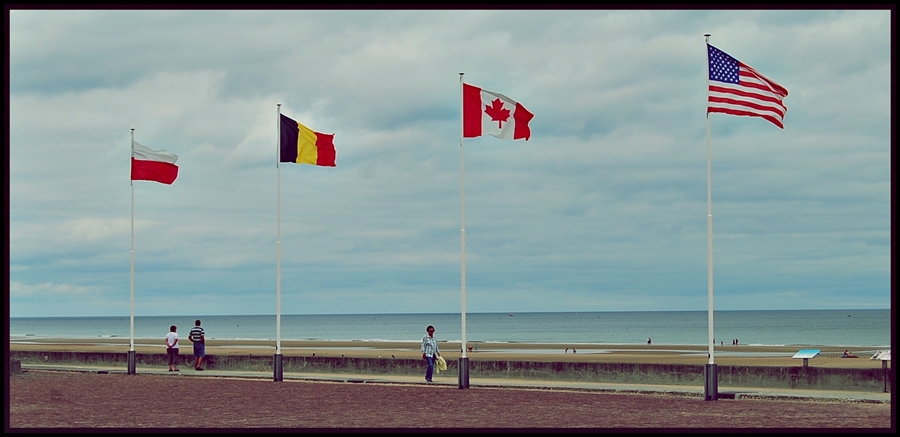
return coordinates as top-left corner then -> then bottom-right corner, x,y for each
703,33 -> 718,401
274,104 -> 284,382
128,129 -> 137,375
458,72 -> 470,389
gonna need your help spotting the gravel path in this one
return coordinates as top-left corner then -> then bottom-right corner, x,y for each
7,370 -> 892,430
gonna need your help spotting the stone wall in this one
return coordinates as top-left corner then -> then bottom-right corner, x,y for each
9,351 -> 891,392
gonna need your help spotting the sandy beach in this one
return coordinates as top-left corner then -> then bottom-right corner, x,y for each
9,338 -> 887,369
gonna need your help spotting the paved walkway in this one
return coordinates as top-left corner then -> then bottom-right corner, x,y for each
17,363 -> 891,404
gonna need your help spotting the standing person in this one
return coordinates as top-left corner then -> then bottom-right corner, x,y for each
165,325 -> 179,371
189,319 -> 206,371
420,325 -> 440,383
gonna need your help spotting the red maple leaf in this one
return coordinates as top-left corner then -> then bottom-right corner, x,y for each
484,98 -> 511,129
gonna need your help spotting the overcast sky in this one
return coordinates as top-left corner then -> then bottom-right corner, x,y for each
8,9 -> 892,317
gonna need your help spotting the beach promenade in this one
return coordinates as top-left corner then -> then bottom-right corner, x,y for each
8,365 -> 893,430
9,339 -> 892,395
10,339 -> 892,391
8,339 -> 894,429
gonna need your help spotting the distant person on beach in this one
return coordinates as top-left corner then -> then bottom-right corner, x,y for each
647,338 -> 651,344
842,350 -> 858,358
189,319 -> 206,371
421,325 -> 440,383
165,325 -> 179,371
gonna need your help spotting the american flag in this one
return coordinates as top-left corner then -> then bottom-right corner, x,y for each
707,44 -> 789,129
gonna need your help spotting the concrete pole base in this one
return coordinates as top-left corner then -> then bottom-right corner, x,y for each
704,363 -> 718,401
458,357 -> 469,389
273,353 -> 283,382
127,350 -> 136,375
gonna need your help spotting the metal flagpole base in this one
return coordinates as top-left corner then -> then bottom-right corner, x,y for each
273,354 -> 283,382
704,363 -> 718,401
127,350 -> 136,375
458,357 -> 469,389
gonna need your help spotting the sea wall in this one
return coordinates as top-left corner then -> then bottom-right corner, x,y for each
9,351 -> 891,393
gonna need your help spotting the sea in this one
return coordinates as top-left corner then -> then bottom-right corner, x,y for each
8,309 -> 892,348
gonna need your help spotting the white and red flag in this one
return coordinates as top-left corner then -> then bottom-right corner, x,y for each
463,83 -> 534,140
131,141 -> 179,185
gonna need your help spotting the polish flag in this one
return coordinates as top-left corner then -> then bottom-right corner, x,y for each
131,141 -> 179,185
463,83 -> 534,141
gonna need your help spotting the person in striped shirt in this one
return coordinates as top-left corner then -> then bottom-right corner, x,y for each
188,319 -> 205,371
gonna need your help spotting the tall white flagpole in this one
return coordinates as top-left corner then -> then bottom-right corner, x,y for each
274,104 -> 284,381
703,33 -> 718,401
128,129 -> 137,375
458,72 -> 470,388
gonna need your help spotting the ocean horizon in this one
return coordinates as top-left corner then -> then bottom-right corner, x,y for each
8,309 -> 891,348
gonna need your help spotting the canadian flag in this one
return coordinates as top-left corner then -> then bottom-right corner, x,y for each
463,83 -> 534,141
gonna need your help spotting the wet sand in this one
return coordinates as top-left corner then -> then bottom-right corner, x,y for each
9,338 -> 888,368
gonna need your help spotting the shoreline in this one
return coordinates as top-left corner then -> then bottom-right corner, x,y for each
9,338 -> 888,368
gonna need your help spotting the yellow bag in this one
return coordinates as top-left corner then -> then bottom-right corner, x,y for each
435,355 -> 447,373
